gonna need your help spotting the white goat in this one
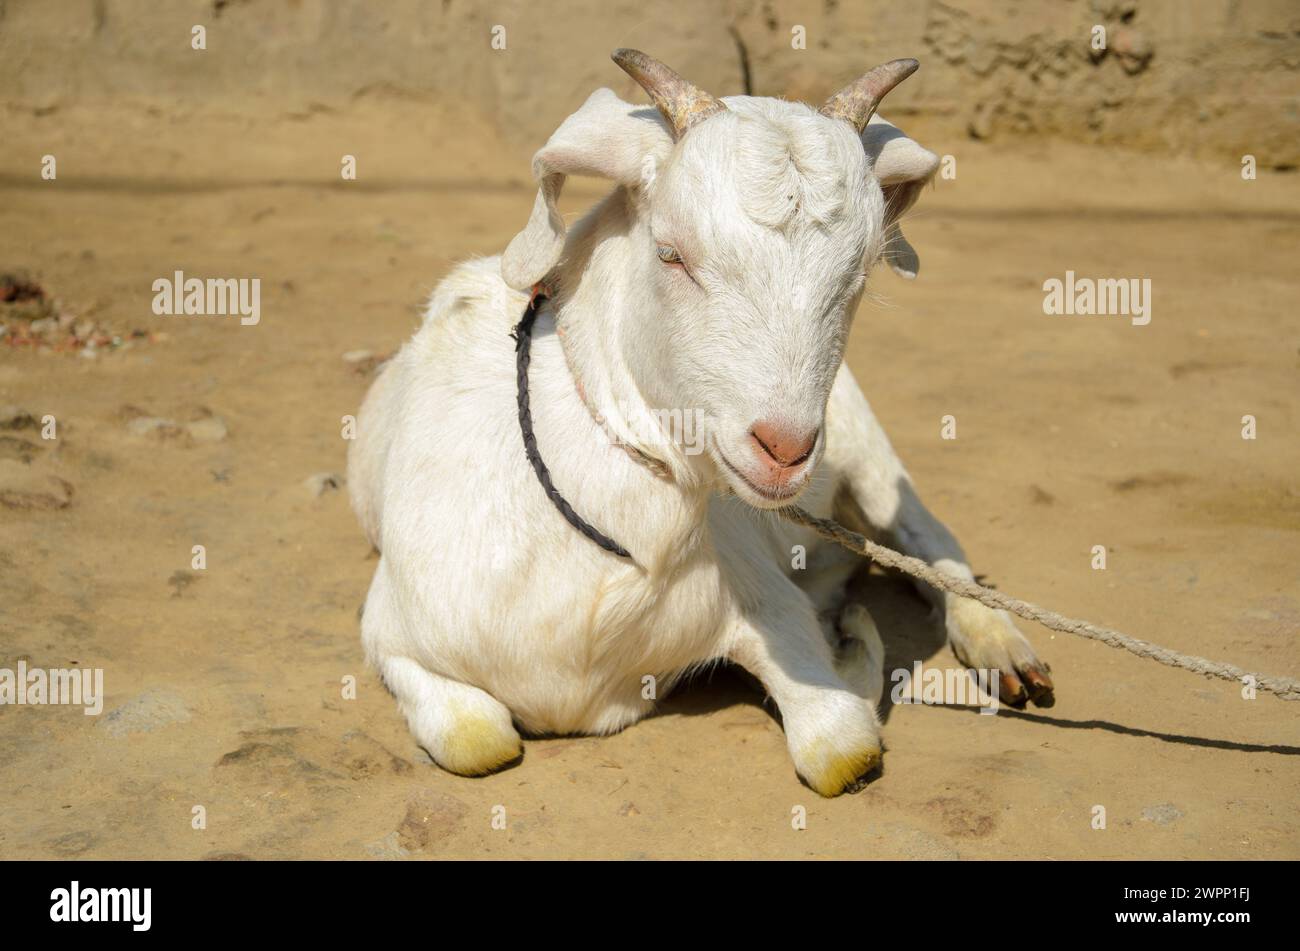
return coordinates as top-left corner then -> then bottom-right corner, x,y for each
349,50 -> 1052,797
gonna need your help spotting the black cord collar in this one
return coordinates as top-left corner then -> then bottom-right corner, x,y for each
513,292 -> 633,560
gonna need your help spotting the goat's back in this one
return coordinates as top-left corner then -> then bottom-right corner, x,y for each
347,256 -> 525,551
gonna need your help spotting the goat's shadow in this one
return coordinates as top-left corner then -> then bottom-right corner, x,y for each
656,562 -> 1299,758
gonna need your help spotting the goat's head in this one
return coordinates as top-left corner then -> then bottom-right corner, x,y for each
502,50 -> 940,509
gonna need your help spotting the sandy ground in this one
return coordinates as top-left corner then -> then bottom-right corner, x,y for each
1,103 -> 1298,859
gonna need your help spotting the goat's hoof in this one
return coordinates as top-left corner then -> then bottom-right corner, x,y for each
434,714 -> 523,777
793,736 -> 882,797
1000,662 -> 1054,709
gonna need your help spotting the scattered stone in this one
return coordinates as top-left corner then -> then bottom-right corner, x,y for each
126,416 -> 186,440
618,801 -> 640,817
1141,803 -> 1183,826
99,688 -> 192,738
186,415 -> 228,443
305,472 -> 344,496
3,273 -> 156,355
210,727 -> 353,788
968,100 -> 999,140
120,406 -> 227,444
968,44 -> 1000,77
1,271 -> 45,304
1112,28 -> 1154,75
874,822 -> 960,860
215,740 -> 296,768
0,405 -> 37,430
0,461 -> 72,510
343,349 -> 387,376
363,831 -> 410,860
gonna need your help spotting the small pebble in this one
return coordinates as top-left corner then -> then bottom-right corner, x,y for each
1141,803 -> 1183,826
126,416 -> 184,439
186,416 -> 228,443
305,472 -> 344,496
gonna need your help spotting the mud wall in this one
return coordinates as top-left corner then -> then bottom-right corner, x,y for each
2,0 -> 1297,165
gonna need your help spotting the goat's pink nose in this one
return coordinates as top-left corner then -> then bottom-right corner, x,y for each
749,422 -> 817,469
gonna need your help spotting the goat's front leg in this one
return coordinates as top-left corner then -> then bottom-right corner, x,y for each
824,365 -> 1054,707
723,586 -> 883,797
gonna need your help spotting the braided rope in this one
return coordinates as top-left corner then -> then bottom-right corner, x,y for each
779,505 -> 1300,701
514,292 -> 632,560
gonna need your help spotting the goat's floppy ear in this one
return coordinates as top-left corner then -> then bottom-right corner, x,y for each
862,114 -> 940,280
501,87 -> 674,290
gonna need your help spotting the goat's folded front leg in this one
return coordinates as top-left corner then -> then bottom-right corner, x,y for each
824,364 -> 1055,707
879,490 -> 1055,708
724,593 -> 884,797
938,571 -> 1055,708
859,486 -> 1055,707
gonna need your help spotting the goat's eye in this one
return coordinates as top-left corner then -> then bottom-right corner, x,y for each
656,244 -> 683,266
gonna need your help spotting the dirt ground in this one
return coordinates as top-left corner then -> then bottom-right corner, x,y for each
1,102 -> 1297,860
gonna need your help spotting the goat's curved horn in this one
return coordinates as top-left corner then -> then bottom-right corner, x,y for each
819,58 -> 919,133
612,48 -> 727,139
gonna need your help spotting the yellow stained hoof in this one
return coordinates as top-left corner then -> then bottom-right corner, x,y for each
438,713 -> 522,777
797,740 -> 882,797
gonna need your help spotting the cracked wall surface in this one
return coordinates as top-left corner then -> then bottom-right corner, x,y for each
2,1 -> 1297,163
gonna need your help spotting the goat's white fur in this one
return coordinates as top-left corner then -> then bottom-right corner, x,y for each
349,88 -> 1047,795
